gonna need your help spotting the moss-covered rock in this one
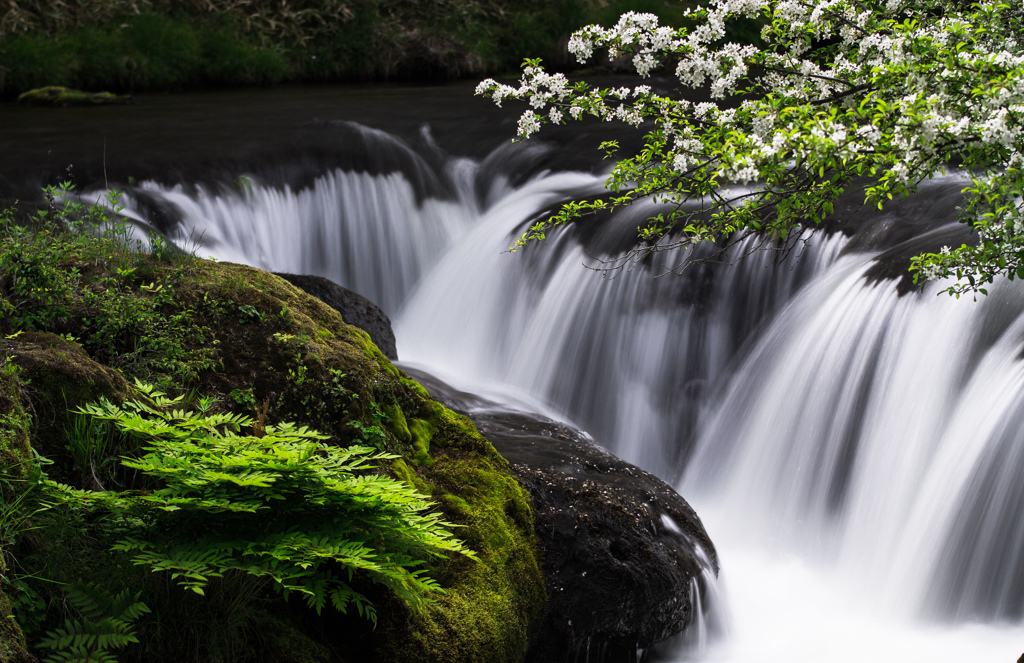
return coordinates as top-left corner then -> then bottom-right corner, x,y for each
0,589 -> 35,663
361,402 -> 545,663
171,261 -> 547,662
6,332 -> 129,480
2,253 -> 546,663
16,86 -> 134,106
0,355 -> 38,663
0,356 -> 32,487
274,273 -> 398,360
406,367 -> 718,660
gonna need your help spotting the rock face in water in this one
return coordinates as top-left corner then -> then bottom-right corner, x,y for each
274,273 -> 398,359
405,369 -> 718,661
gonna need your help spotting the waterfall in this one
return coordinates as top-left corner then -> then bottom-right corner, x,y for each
103,122 -> 476,317
111,122 -> 1024,661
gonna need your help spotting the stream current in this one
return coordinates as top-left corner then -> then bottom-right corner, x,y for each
4,82 -> 1024,661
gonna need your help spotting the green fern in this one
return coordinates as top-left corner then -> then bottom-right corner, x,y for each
38,582 -> 150,663
47,382 -> 477,626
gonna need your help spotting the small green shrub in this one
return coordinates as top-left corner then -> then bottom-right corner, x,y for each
228,388 -> 256,412
46,382 -> 477,625
236,304 -> 263,324
63,413 -> 119,490
0,186 -> 217,384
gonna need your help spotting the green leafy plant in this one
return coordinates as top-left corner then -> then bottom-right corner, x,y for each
0,185 -> 217,382
350,401 -> 387,451
325,368 -> 348,399
0,457 -> 52,553
46,382 -> 477,625
63,413 -> 121,491
287,361 -> 308,387
38,582 -> 150,663
236,304 -> 264,323
146,231 -> 174,263
7,574 -> 48,641
228,388 -> 256,412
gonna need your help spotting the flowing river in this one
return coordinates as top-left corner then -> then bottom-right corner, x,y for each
4,82 -> 1024,661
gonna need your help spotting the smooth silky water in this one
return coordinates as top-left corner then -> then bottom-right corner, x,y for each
26,85 -> 1024,661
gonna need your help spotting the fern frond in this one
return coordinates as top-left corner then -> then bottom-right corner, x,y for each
50,388 -> 480,622
39,583 -> 149,663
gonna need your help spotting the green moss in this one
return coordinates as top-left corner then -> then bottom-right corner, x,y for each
0,589 -> 31,663
399,376 -> 431,400
16,85 -> 132,106
390,458 -> 428,494
7,332 -> 129,476
409,418 -> 436,466
383,404 -> 412,443
372,444 -> 545,663
358,332 -> 400,378
0,357 -> 42,662
0,369 -> 31,483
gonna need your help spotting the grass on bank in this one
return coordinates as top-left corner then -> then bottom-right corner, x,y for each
0,0 -> 700,96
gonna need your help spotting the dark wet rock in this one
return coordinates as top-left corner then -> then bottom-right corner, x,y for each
862,223 -> 974,295
404,367 -> 717,662
274,273 -> 397,359
479,411 -> 717,662
821,177 -> 975,296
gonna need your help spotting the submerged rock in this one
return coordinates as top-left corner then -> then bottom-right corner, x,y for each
16,86 -> 135,107
405,368 -> 718,662
274,272 -> 398,360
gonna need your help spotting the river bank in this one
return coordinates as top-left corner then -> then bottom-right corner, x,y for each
0,0 -> 697,97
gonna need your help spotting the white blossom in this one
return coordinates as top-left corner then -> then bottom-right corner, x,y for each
517,110 -> 541,138
477,0 -> 1024,292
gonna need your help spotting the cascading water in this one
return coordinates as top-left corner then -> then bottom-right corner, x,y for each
108,123 -> 476,316
110,121 -> 1024,661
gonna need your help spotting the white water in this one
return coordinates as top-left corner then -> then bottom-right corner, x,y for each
114,132 -> 1024,662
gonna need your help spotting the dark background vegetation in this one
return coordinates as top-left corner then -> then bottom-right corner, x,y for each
0,0 -> 701,97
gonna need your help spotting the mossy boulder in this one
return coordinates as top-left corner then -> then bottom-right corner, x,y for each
0,589 -> 34,663
1,253 -> 546,663
6,332 -> 129,482
15,86 -> 134,107
274,273 -> 398,360
0,354 -> 33,487
171,261 -> 547,662
407,367 -> 718,660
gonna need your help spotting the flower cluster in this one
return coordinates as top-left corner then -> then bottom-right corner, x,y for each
477,0 -> 1024,295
